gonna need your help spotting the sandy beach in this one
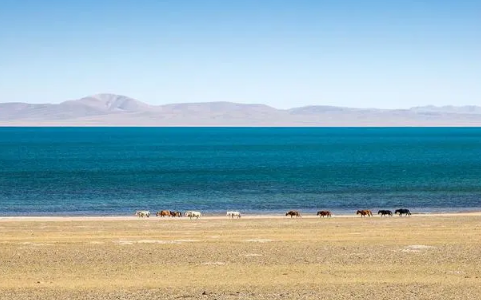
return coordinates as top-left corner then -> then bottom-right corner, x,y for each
1,213 -> 481,299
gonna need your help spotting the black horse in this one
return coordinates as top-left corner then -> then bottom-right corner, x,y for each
395,208 -> 411,216
378,210 -> 393,217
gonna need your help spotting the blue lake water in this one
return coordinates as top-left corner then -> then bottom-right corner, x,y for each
0,127 -> 480,216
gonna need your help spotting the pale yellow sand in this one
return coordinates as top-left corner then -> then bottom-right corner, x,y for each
1,214 -> 481,299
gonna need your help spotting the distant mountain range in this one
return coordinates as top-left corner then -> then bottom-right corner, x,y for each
1,94 -> 481,126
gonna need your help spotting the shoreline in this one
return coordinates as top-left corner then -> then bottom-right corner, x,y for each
1,210 -> 481,222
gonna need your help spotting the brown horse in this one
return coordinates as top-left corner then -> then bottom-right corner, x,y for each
356,210 -> 373,217
172,211 -> 182,217
286,210 -> 301,218
169,211 -> 182,217
317,210 -> 332,217
156,210 -> 171,217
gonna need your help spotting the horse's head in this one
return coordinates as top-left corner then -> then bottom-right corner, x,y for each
356,210 -> 361,214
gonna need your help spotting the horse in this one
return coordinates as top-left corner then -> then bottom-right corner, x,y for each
378,210 -> 393,217
169,211 -> 182,217
317,211 -> 332,217
135,210 -> 150,218
356,210 -> 373,217
286,210 -> 301,218
156,210 -> 171,217
226,211 -> 241,218
185,211 -> 201,219
395,208 -> 411,216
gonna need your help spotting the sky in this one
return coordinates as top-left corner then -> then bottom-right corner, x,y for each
0,0 -> 480,109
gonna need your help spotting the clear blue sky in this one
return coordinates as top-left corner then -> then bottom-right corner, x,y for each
1,0 -> 480,108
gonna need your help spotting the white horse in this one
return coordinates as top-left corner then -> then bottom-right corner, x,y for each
226,211 -> 241,219
185,211 -> 201,219
135,210 -> 150,218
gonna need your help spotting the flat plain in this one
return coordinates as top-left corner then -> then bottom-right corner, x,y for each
1,214 -> 480,299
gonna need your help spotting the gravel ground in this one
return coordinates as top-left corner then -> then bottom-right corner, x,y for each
1,215 -> 480,299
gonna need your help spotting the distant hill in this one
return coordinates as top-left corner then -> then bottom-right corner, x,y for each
410,105 -> 481,115
1,94 -> 481,126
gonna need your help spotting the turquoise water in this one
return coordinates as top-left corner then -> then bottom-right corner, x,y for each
0,127 -> 480,216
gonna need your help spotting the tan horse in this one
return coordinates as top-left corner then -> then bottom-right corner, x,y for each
156,210 -> 171,217
356,210 -> 373,217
